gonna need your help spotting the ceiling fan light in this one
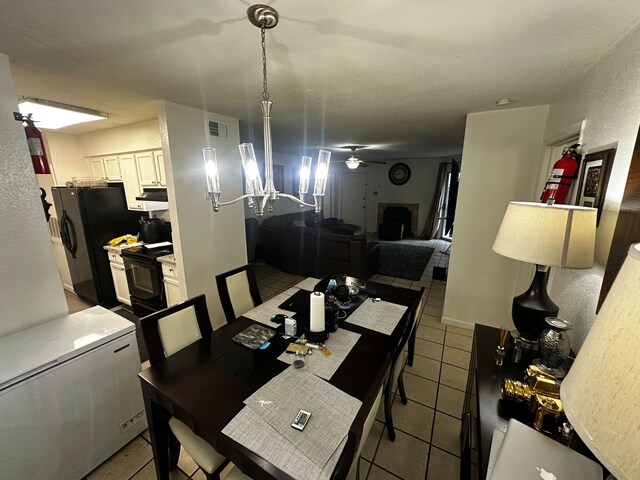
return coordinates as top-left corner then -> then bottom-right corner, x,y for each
346,157 -> 360,169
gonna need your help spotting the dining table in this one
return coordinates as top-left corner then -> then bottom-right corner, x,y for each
138,276 -> 423,480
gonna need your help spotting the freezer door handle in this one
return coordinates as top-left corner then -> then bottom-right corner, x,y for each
113,343 -> 130,354
60,210 -> 78,258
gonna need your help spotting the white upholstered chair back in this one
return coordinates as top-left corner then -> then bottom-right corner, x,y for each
158,306 -> 202,357
347,386 -> 384,480
226,271 -> 256,319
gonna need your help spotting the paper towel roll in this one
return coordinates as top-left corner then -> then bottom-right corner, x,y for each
310,291 -> 325,333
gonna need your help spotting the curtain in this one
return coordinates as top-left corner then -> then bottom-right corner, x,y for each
421,162 -> 449,239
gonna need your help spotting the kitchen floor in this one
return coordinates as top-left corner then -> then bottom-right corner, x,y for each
85,238 -> 475,480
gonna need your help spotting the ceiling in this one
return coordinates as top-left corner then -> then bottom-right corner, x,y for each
1,0 -> 639,161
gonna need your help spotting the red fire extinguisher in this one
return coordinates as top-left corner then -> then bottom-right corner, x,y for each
540,144 -> 580,204
22,114 -> 51,174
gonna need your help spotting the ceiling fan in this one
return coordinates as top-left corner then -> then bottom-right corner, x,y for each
341,146 -> 387,169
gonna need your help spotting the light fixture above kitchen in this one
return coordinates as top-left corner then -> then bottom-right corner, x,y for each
203,4 -> 331,217
495,98 -> 513,106
18,98 -> 108,129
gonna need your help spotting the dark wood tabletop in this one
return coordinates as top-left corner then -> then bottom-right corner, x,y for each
139,279 -> 422,480
463,324 -> 606,479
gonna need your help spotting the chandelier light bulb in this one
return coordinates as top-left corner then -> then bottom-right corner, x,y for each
245,160 -> 259,180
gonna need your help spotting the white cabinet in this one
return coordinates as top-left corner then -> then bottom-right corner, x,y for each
108,251 -> 131,306
162,262 -> 183,307
154,150 -> 166,187
136,152 -> 159,187
103,156 -> 122,180
90,158 -> 106,178
163,277 -> 181,307
119,154 -> 144,210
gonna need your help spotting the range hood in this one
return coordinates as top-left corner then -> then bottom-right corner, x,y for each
136,188 -> 168,202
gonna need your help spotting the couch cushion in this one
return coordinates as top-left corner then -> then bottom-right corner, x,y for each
327,224 -> 364,236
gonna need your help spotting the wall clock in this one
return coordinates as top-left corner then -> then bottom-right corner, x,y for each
388,163 -> 411,185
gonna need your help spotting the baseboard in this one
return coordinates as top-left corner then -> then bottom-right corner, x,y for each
441,315 -> 475,330
63,284 -> 75,293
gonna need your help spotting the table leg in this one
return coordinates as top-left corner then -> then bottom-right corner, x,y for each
407,327 -> 416,366
144,395 -> 172,480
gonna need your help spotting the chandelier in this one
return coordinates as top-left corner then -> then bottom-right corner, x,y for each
203,4 -> 331,217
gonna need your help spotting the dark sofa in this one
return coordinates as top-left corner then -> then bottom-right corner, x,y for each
259,211 -> 380,279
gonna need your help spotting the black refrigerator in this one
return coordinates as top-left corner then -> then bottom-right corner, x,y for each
51,185 -> 139,307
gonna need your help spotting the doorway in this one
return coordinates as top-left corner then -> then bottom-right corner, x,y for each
339,172 -> 367,228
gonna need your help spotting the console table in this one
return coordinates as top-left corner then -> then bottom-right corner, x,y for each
460,324 -> 605,480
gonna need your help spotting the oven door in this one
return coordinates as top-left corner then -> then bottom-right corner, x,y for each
123,256 -> 164,309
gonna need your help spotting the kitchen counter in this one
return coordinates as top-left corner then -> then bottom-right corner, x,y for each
157,253 -> 176,266
103,242 -> 142,253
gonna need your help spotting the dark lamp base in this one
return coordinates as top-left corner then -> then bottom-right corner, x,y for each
512,266 -> 559,343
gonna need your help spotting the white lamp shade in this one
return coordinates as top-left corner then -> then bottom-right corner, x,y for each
492,202 -> 596,268
560,243 -> 640,479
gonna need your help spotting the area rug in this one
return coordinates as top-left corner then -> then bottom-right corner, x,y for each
113,307 -> 148,363
376,243 -> 434,281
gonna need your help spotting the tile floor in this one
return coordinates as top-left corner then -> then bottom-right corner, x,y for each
79,237 -> 474,480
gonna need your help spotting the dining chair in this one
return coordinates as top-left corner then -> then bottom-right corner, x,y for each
215,264 -> 262,324
348,386 -> 384,480
140,295 -> 229,480
384,287 -> 425,441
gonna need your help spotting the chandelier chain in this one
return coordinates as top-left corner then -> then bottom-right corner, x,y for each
261,23 -> 269,101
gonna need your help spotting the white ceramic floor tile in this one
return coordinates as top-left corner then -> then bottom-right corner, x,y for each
444,332 -> 473,352
442,346 -> 471,370
432,412 -> 462,457
404,355 -> 441,382
436,385 -> 465,418
440,363 -> 469,391
416,326 -> 445,344
87,437 -> 153,480
374,429 -> 429,480
426,447 -> 460,480
402,372 -> 438,407
413,338 -> 444,361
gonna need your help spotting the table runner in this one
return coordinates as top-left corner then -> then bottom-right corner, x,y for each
222,406 -> 347,480
243,293 -> 295,326
345,299 -> 408,335
277,329 -> 361,380
242,367 -> 361,468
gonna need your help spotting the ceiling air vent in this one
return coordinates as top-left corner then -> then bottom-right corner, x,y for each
206,120 -> 228,139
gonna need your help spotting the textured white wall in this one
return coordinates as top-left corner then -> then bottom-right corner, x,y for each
42,132 -> 89,185
159,101 -> 246,329
443,105 -> 549,329
0,54 -> 68,336
544,25 -> 640,350
79,119 -> 161,157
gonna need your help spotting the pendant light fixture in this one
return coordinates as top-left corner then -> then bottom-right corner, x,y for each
203,4 -> 331,217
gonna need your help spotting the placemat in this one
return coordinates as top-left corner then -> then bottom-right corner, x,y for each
345,299 -> 408,335
294,277 -> 320,291
243,367 -> 362,468
243,293 -> 294,326
222,406 -> 346,480
277,329 -> 361,380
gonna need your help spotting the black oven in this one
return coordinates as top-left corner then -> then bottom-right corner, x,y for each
121,246 -> 171,317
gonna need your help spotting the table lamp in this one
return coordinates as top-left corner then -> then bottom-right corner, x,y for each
560,243 -> 640,480
492,202 -> 596,348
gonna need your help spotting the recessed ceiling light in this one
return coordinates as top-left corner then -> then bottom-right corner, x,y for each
18,98 -> 108,129
496,98 -> 513,106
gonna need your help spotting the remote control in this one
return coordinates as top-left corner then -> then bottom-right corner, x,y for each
291,410 -> 311,431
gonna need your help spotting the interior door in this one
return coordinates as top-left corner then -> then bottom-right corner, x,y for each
340,172 -> 367,229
